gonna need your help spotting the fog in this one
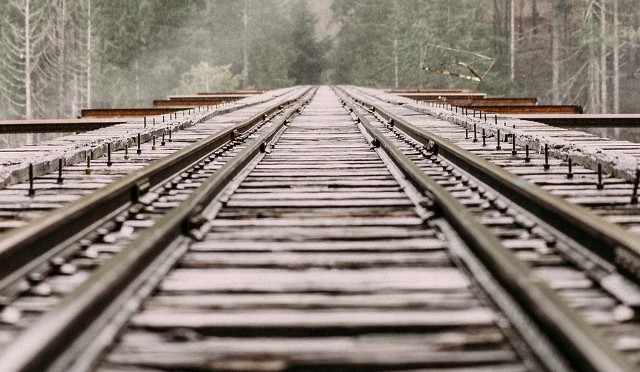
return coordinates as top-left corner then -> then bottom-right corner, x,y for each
0,0 -> 638,122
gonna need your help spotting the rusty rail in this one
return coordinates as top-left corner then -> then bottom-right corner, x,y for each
81,108 -> 191,118
0,119 -> 126,133
460,104 -> 583,114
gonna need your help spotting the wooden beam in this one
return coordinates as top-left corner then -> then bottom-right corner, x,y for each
431,97 -> 539,106
399,92 -> 487,100
507,114 -> 640,127
0,118 -> 126,133
153,99 -> 227,107
460,105 -> 583,114
81,107 -> 191,118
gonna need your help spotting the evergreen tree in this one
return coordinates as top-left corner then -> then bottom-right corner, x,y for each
288,0 -> 324,84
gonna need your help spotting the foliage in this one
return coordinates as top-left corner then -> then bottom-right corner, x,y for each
175,63 -> 239,94
1,0 -> 639,117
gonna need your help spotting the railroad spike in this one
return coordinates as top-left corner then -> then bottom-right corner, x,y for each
28,163 -> 35,197
597,163 -> 604,190
543,144 -> 550,170
107,143 -> 112,167
137,133 -> 142,155
161,131 -> 166,146
473,123 -> 477,142
85,156 -> 92,175
482,129 -> 486,147
511,135 -> 517,156
525,144 -> 530,162
152,135 -> 157,150
57,158 -> 64,184
496,130 -> 501,150
567,158 -> 573,179
124,142 -> 130,160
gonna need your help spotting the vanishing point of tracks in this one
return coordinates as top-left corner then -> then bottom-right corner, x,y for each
0,86 -> 639,371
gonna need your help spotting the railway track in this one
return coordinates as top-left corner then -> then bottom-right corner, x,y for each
0,87 -> 311,362
339,86 -> 640,365
0,86 -> 638,371
0,87 -> 305,233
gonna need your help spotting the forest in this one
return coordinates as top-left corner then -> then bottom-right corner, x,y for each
0,0 -> 639,120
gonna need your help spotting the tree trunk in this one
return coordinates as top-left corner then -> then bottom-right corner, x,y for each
589,43 -> 600,113
57,0 -> 67,117
613,0 -> 620,113
600,0 -> 608,113
86,0 -> 91,108
510,0 -> 515,81
394,38 -> 398,88
242,0 -> 249,87
134,59 -> 141,103
25,0 -> 32,119
551,1 -> 561,104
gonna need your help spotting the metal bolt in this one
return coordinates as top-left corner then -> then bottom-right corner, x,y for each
28,163 -> 35,197
482,129 -> 486,147
567,158 -> 573,179
161,131 -> 166,146
107,143 -> 112,167
57,158 -> 64,184
137,133 -> 142,155
144,117 -> 146,128
543,144 -> 550,170
496,130 -> 501,150
511,135 -> 517,155
525,145 -> 530,162
484,113 -> 487,121
85,156 -> 92,175
465,127 -> 469,139
169,129 -> 172,142
152,136 -> 157,150
124,142 -> 130,160
494,115 -> 497,125
153,118 -> 156,126
597,164 -> 604,190
473,123 -> 478,142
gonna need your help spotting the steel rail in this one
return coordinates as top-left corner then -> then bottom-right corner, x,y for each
0,92 -> 305,292
343,88 -> 640,284
335,88 -> 636,372
0,88 -> 314,372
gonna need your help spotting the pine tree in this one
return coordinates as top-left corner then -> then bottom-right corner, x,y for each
288,0 -> 324,84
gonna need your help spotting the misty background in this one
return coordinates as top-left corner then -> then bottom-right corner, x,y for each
0,0 -> 639,122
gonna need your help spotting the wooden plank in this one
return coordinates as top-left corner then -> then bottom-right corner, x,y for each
506,114 -> 640,128
81,108 -> 190,118
0,119 -> 126,133
180,251 -> 451,269
104,332 -> 517,370
190,238 -> 446,252
147,291 -> 479,310
459,105 -> 583,114
160,268 -> 470,292
129,308 -> 496,330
